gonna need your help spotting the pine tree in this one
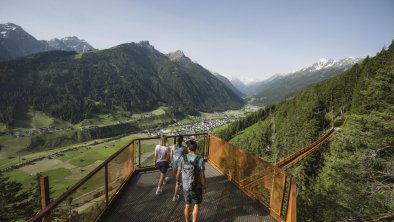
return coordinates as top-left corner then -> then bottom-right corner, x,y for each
0,172 -> 39,221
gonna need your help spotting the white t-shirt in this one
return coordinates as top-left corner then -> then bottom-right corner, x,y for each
155,145 -> 170,162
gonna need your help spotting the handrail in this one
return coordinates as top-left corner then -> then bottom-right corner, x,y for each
207,134 -> 296,222
28,140 -> 135,222
29,132 -> 208,222
29,132 -> 295,222
277,127 -> 336,169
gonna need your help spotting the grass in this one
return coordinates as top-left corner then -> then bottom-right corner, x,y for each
74,53 -> 83,59
0,135 -> 31,148
32,111 -> 54,128
4,169 -> 37,193
1,104 -> 257,200
211,123 -> 230,135
139,139 -> 160,153
55,134 -> 143,167
4,168 -> 78,199
66,148 -> 111,167
77,106 -> 169,128
151,107 -> 166,115
0,136 -> 31,159
0,123 -> 6,132
41,168 -> 77,198
6,169 -> 32,183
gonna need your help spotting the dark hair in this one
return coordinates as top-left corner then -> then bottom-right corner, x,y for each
187,140 -> 197,151
176,135 -> 183,146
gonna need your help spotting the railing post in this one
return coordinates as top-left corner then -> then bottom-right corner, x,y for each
206,134 -> 210,160
201,135 -> 205,159
285,176 -> 297,222
105,164 -> 109,206
40,176 -> 50,209
138,140 -> 141,168
40,176 -> 50,222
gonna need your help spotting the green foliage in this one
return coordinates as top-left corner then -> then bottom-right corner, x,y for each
229,117 -> 276,162
249,65 -> 353,106
220,40 -> 394,220
0,42 -> 244,125
0,172 -> 39,221
41,168 -> 76,198
214,104 -> 275,141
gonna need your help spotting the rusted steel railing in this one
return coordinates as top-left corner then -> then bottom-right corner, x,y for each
208,134 -> 297,222
29,132 -> 295,222
29,133 -> 208,222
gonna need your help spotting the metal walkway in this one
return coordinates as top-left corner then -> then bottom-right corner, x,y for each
102,163 -> 274,222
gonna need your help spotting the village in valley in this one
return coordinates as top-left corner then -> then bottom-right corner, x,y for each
147,118 -> 233,137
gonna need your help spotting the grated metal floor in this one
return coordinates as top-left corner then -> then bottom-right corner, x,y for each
102,163 -> 274,222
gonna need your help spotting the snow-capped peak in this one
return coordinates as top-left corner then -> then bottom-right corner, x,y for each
0,23 -> 22,37
59,36 -> 95,52
297,57 -> 362,74
231,77 -> 259,85
312,58 -> 336,71
167,50 -> 186,60
61,36 -> 84,42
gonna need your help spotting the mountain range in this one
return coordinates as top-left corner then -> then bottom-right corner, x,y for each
0,22 -> 364,126
231,57 -> 362,105
0,39 -> 244,125
216,40 -> 394,221
0,23 -> 94,61
166,50 -> 246,98
213,73 -> 246,98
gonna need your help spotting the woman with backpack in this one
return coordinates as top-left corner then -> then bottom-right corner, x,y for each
170,135 -> 186,201
154,135 -> 170,195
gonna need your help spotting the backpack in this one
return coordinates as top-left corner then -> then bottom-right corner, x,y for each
181,155 -> 201,191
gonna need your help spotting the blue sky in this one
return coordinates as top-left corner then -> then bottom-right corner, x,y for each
1,0 -> 393,81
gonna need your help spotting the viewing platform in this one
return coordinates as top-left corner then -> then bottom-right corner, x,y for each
29,133 -> 296,222
103,163 -> 274,222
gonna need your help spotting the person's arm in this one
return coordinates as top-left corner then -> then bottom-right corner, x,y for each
154,146 -> 157,165
176,159 -> 182,185
200,158 -> 206,194
200,171 -> 206,194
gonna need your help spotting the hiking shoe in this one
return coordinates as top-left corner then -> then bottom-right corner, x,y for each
163,176 -> 169,185
172,194 -> 180,201
156,187 -> 162,195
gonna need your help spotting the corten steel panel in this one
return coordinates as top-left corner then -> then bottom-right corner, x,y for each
208,134 -> 293,222
270,172 -> 286,216
107,143 -> 135,203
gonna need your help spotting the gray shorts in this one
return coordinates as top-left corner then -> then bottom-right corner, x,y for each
183,188 -> 202,204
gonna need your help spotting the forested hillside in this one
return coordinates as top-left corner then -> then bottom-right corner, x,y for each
215,41 -> 394,221
248,62 -> 357,106
0,41 -> 244,126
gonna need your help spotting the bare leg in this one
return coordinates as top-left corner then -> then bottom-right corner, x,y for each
174,181 -> 180,197
184,204 -> 191,222
192,204 -> 200,222
173,169 -> 179,198
158,172 -> 165,187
